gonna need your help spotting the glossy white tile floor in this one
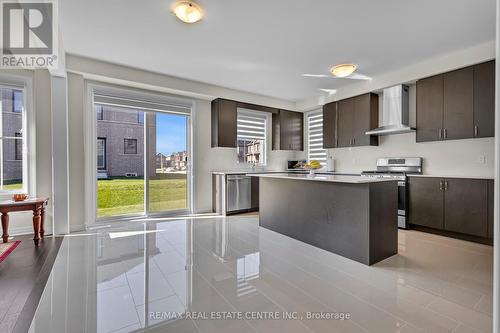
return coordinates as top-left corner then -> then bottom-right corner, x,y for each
28,215 -> 493,333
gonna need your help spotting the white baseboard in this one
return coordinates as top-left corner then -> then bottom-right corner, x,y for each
194,209 -> 214,214
9,225 -> 54,236
70,224 -> 86,233
9,224 -> 84,236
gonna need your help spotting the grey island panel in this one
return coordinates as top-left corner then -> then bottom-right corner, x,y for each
259,177 -> 398,265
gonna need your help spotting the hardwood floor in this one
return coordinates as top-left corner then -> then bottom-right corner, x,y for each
0,234 -> 63,333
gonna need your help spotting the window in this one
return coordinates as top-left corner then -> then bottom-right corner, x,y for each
237,110 -> 267,165
12,90 -> 23,113
124,138 -> 137,154
96,105 -> 103,120
97,138 -> 106,169
307,111 -> 326,166
0,86 -> 25,191
92,88 -> 191,218
15,133 -> 22,160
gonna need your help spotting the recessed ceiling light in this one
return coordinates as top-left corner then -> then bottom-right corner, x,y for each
330,64 -> 357,78
172,1 -> 203,23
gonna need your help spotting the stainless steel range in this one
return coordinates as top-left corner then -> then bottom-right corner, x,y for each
361,157 -> 423,229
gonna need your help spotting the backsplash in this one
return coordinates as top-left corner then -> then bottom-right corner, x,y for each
327,133 -> 494,177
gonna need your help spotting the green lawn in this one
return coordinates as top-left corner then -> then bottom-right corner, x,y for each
97,177 -> 187,217
4,183 -> 23,190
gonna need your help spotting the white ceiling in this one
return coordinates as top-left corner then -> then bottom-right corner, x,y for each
60,0 -> 495,101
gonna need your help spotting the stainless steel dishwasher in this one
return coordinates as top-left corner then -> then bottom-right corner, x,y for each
226,175 -> 252,213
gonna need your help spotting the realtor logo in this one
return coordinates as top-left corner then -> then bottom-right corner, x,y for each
0,0 -> 58,68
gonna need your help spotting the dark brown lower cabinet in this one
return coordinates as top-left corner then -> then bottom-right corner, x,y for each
409,176 -> 493,243
251,176 -> 259,210
408,177 -> 444,229
443,179 -> 487,237
488,180 -> 494,239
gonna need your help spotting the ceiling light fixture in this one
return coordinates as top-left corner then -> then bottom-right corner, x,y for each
172,1 -> 203,23
330,64 -> 357,78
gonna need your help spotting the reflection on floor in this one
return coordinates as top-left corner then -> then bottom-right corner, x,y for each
28,216 -> 493,333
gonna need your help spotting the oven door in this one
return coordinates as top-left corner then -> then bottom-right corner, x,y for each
398,181 -> 408,229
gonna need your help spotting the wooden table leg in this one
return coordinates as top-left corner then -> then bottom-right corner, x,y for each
40,206 -> 46,238
33,209 -> 41,246
1,213 -> 9,243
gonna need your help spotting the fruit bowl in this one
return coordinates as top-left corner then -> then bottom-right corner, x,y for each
305,160 -> 322,175
13,193 -> 28,202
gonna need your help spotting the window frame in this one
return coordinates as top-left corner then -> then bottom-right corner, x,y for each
123,138 -> 138,155
86,83 -> 194,225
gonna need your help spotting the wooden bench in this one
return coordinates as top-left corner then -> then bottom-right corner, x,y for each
0,198 -> 49,246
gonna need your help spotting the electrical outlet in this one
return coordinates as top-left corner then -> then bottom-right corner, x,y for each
477,155 -> 486,164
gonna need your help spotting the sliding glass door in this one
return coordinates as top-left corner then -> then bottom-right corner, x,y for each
94,90 -> 190,220
147,112 -> 188,214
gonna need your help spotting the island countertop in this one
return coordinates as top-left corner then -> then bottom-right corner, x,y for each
249,173 -> 396,184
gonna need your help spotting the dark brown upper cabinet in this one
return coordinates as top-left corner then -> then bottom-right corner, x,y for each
474,60 -> 495,138
409,176 -> 491,240
337,98 -> 354,147
443,67 -> 474,140
332,93 -> 378,148
272,110 -> 303,151
211,98 -> 237,148
322,102 -> 337,148
416,74 -> 444,142
416,61 -> 495,143
352,93 -> 379,147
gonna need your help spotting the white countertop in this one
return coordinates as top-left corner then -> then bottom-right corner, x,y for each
250,173 -> 396,184
408,174 -> 493,180
212,170 -> 360,176
212,170 -> 284,175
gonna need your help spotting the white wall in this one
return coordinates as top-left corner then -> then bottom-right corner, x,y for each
67,73 -> 85,231
327,85 -> 495,177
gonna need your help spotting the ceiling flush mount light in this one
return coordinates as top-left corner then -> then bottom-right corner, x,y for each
172,1 -> 203,23
330,64 -> 357,78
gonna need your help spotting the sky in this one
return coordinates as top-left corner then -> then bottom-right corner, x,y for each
156,113 -> 187,155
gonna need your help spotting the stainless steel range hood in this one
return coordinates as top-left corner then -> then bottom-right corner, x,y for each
365,85 -> 415,136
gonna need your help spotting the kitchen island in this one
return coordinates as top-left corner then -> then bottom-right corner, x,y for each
251,173 -> 398,265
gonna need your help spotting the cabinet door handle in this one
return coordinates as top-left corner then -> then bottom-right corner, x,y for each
443,128 -> 447,139
438,129 -> 442,139
474,125 -> 479,137
444,180 -> 448,191
439,180 -> 444,191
